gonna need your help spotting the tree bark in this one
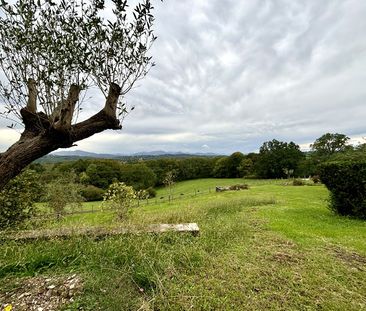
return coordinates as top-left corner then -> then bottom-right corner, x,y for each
0,83 -> 122,192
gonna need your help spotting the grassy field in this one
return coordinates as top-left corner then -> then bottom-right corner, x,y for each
1,179 -> 366,310
34,178 -> 251,215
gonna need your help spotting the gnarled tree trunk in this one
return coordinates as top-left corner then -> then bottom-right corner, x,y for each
0,83 -> 122,192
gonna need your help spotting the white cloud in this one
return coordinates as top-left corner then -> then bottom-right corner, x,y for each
0,129 -> 20,151
1,0 -> 366,155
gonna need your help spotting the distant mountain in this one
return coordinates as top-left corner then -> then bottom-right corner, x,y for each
51,150 -> 121,159
193,152 -> 218,156
33,149 -> 226,163
130,151 -> 223,156
52,150 -> 223,157
131,151 -> 191,156
131,150 -> 169,156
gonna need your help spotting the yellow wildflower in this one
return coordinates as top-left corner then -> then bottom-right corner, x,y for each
5,306 -> 12,311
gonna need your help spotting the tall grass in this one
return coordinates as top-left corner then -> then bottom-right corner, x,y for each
1,180 -> 366,310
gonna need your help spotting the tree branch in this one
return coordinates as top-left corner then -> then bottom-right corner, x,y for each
54,84 -> 80,130
27,79 -> 37,114
103,82 -> 121,117
0,84 -> 123,192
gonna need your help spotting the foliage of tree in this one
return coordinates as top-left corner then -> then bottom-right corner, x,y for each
328,149 -> 366,162
318,161 -> 366,219
178,157 -> 217,180
56,159 -> 90,175
120,162 -> 157,190
84,160 -> 122,189
28,163 -> 46,174
237,159 -> 253,177
145,158 -> 180,185
242,152 -> 260,177
42,173 -> 84,218
81,185 -> 105,201
226,152 -> 246,178
52,158 -> 123,187
163,171 -> 177,204
310,133 -> 351,158
296,156 -> 318,177
255,139 -> 304,178
145,186 -> 157,198
212,152 -> 253,178
355,138 -> 366,152
322,137 -> 366,163
0,169 -> 41,229
212,157 -> 228,178
101,182 -> 143,220
0,0 -> 158,192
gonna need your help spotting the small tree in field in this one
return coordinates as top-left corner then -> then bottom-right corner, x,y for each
42,173 -> 84,220
0,0 -> 158,192
101,182 -> 146,220
163,171 -> 177,204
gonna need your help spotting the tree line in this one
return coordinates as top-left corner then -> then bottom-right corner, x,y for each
2,132 -> 365,228
26,132 -> 366,201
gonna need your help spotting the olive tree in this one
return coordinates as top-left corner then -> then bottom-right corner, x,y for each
0,0 -> 158,192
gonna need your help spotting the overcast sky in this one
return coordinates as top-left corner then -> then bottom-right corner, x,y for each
1,0 -> 366,155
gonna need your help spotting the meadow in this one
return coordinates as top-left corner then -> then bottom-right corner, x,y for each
1,179 -> 366,310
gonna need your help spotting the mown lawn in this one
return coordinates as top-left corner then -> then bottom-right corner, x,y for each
1,179 -> 366,310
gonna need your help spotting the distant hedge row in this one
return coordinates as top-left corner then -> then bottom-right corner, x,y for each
318,161 -> 366,219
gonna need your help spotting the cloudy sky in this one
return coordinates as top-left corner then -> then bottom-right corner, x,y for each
1,0 -> 366,155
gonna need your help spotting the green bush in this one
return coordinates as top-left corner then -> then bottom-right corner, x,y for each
292,179 -> 305,186
318,161 -> 366,219
146,186 -> 157,198
0,169 -> 41,229
81,185 -> 105,201
101,182 -> 137,220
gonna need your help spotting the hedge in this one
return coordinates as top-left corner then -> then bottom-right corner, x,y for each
318,161 -> 366,219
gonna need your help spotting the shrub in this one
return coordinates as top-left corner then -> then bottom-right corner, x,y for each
101,182 -> 137,220
0,169 -> 41,229
81,185 -> 105,201
292,179 -> 305,186
318,161 -> 366,219
135,189 -> 149,200
229,184 -> 249,190
146,186 -> 157,198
